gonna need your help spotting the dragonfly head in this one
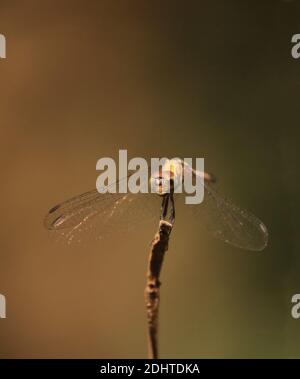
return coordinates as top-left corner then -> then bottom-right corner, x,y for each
150,159 -> 183,196
150,175 -> 174,196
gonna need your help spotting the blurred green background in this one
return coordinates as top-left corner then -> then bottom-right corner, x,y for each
0,0 -> 299,358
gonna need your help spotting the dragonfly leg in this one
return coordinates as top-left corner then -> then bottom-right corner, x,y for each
160,191 -> 175,225
169,191 -> 175,225
160,194 -> 169,221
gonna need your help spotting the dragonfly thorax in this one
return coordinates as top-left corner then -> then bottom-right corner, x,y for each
150,176 -> 173,196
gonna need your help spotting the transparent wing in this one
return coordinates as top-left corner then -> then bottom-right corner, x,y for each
45,189 -> 123,230
44,172 -> 161,244
188,174 -> 268,251
44,166 -> 268,250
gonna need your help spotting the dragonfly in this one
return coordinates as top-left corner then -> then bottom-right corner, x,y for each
44,159 -> 268,251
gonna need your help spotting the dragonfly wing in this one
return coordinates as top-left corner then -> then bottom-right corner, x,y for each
44,171 -> 161,243
44,189 -> 128,230
188,172 -> 268,251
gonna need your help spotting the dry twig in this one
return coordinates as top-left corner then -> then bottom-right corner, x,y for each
144,219 -> 173,359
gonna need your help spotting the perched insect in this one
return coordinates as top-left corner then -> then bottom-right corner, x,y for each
44,159 -> 268,251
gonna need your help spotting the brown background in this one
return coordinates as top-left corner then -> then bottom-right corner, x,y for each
0,0 -> 299,358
